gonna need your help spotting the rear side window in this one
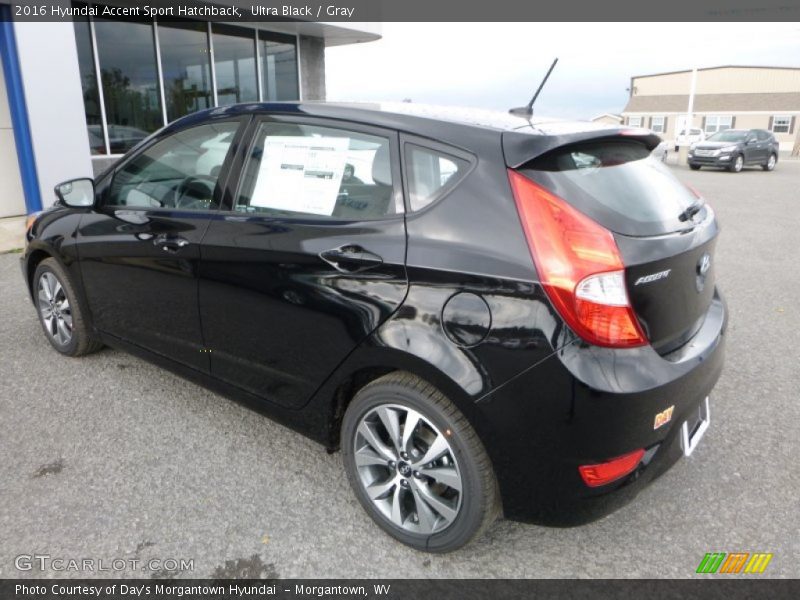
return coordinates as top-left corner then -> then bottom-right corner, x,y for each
756,130 -> 771,141
523,140 -> 702,236
405,144 -> 469,211
236,122 -> 399,220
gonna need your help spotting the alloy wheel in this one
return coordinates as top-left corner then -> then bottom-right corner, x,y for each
37,272 -> 73,346
767,155 -> 776,170
353,403 -> 463,534
734,155 -> 743,172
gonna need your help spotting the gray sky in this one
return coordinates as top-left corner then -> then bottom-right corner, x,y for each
326,23 -> 800,119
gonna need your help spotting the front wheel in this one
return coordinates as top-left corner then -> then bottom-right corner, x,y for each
33,258 -> 102,356
341,372 -> 499,552
728,154 -> 744,173
689,164 -> 701,170
762,153 -> 777,171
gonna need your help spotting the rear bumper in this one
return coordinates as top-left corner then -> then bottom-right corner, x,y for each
476,289 -> 727,525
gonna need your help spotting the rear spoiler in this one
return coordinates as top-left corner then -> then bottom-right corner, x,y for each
503,126 -> 662,169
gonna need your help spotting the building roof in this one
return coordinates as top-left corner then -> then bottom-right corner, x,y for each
591,113 -> 623,122
623,92 -> 800,113
631,65 -> 800,80
209,2 -> 382,46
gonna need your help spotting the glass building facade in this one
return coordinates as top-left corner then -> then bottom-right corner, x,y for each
72,3 -> 300,156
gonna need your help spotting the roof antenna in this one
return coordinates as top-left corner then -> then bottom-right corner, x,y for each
509,58 -> 559,118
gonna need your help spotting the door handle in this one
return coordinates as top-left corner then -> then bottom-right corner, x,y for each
153,234 -> 190,253
319,244 -> 383,273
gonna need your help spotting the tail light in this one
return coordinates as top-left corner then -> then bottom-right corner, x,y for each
507,169 -> 647,348
578,448 -> 645,487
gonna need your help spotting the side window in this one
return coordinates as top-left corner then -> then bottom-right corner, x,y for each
756,130 -> 770,141
771,116 -> 791,134
108,122 -> 239,210
405,144 -> 469,212
650,116 -> 665,133
236,122 -> 398,220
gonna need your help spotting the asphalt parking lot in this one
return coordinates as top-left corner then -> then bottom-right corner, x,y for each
1,160 -> 798,579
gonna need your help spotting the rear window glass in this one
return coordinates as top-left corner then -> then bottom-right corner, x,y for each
523,141 -> 703,236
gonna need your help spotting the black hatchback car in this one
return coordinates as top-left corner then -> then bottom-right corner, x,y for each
22,103 -> 726,552
688,128 -> 779,172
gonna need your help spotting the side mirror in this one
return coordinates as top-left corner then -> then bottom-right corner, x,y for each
746,137 -> 757,145
55,178 -> 95,208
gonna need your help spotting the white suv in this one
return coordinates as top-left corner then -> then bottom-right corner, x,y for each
674,128 -> 705,151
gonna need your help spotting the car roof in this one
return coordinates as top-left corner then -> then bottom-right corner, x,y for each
171,101 -> 629,139
165,101 -> 661,168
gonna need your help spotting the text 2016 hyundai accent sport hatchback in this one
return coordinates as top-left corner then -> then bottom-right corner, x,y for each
22,103 -> 726,552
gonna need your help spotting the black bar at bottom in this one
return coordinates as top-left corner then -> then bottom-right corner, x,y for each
1,579 -> 799,600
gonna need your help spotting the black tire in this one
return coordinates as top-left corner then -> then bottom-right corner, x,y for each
341,372 -> 499,553
689,164 -> 701,170
33,258 -> 102,357
728,154 -> 744,173
762,153 -> 777,171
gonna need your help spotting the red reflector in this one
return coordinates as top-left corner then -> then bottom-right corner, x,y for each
685,183 -> 702,199
578,448 -> 645,488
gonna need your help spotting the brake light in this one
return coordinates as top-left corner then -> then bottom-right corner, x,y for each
507,169 -> 647,347
578,448 -> 645,487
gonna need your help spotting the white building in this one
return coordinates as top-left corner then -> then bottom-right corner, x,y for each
621,65 -> 800,154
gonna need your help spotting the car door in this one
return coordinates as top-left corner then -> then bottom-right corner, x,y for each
743,130 -> 763,163
198,116 -> 408,409
77,118 -> 246,371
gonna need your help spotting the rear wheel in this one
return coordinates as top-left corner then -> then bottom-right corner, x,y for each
341,372 -> 499,552
33,258 -> 102,357
689,164 -> 701,170
728,154 -> 744,173
762,153 -> 777,171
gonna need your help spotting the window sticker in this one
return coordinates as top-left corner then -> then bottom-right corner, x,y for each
250,136 -> 349,215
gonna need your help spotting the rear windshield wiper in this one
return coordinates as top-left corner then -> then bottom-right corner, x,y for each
679,200 -> 704,222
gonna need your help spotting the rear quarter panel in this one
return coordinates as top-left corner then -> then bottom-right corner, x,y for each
309,129 -> 572,446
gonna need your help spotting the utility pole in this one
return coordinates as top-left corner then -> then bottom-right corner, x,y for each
687,66 -> 697,130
